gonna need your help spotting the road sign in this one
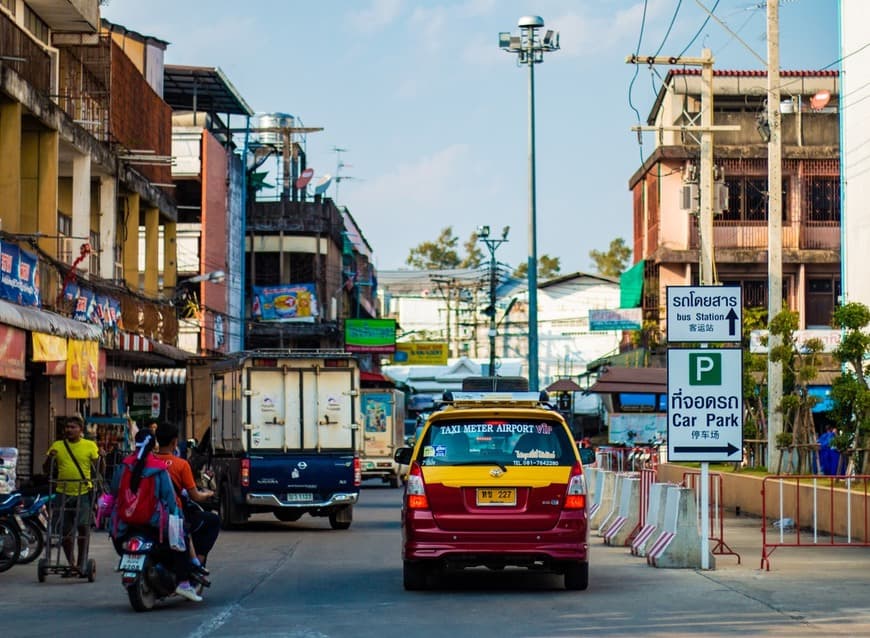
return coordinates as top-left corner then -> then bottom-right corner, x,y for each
667,348 -> 743,462
666,285 -> 742,343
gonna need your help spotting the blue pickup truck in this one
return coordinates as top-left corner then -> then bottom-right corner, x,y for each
206,350 -> 361,530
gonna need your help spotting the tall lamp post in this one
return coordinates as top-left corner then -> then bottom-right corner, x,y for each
499,16 -> 559,392
477,225 -> 509,376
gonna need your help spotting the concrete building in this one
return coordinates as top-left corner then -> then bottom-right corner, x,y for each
630,69 -> 841,332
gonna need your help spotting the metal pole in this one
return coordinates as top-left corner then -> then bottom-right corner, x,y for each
526,27 -> 540,392
489,246 -> 497,376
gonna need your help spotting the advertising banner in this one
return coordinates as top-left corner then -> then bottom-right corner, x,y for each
32,333 -> 68,362
251,284 -> 318,322
64,284 -> 122,331
66,339 -> 99,399
345,318 -> 396,353
0,241 -> 39,307
589,308 -> 642,331
392,342 -> 448,365
0,325 -> 26,380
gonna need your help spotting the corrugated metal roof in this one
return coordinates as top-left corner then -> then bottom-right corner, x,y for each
0,299 -> 101,340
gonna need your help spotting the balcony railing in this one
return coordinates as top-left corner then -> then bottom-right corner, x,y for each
247,199 -> 345,246
688,218 -> 838,251
0,11 -> 51,93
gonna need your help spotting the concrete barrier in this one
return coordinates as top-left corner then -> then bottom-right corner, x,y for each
595,472 -> 624,535
647,486 -> 715,569
588,470 -> 616,531
631,482 -> 671,557
603,476 -> 640,546
585,467 -> 598,505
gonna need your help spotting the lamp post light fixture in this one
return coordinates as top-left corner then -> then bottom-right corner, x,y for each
477,225 -> 509,377
499,16 -> 559,392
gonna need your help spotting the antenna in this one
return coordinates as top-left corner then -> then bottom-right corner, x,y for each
332,147 -> 356,203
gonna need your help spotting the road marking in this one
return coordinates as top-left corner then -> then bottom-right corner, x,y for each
186,541 -> 299,638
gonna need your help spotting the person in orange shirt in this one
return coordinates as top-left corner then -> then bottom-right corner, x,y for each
153,423 -> 220,569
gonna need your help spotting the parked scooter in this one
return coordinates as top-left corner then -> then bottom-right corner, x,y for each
0,493 -> 23,572
115,530 -> 210,612
15,493 -> 52,564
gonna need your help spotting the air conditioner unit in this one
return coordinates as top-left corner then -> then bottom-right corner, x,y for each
680,184 -> 699,211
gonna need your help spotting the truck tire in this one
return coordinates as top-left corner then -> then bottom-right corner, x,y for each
219,485 -> 236,530
328,505 -> 352,530
389,475 -> 400,488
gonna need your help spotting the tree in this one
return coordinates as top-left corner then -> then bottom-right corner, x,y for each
830,302 -> 870,474
513,255 -> 561,280
460,232 -> 484,268
406,227 -> 461,269
589,238 -> 631,277
768,309 -> 824,474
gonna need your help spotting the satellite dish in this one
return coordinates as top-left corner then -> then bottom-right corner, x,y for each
810,90 -> 831,111
295,167 -> 314,189
314,173 -> 333,195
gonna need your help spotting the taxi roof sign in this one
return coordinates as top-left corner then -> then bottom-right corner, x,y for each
444,391 -> 549,407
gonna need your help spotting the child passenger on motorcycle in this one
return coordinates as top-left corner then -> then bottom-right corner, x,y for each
110,429 -> 202,602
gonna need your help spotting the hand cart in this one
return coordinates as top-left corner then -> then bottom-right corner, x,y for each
38,459 -> 106,583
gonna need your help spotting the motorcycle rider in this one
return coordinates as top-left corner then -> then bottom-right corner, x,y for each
153,422 -> 220,570
110,429 -> 202,602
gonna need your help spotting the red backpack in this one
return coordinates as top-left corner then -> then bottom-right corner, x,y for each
116,461 -> 160,526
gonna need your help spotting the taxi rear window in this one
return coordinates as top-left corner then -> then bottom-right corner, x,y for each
417,419 -> 576,467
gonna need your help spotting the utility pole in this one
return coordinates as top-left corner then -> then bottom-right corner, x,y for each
478,225 -> 509,375
766,0 -> 783,471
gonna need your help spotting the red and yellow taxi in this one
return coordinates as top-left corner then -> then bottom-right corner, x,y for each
394,391 -> 592,590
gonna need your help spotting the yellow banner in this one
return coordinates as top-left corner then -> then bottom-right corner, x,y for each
66,339 -> 99,399
32,333 -> 67,362
393,342 -> 448,365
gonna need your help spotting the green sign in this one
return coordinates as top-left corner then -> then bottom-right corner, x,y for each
344,318 -> 396,353
688,353 -> 721,385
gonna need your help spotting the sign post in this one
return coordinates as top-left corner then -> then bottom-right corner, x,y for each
667,286 -> 743,570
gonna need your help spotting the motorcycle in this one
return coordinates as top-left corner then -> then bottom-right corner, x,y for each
115,530 -> 210,612
15,493 -> 52,565
0,492 -> 22,572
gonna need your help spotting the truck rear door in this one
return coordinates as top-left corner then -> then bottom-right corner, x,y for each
285,367 -> 356,450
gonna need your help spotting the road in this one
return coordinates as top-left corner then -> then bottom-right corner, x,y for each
3,481 -> 870,637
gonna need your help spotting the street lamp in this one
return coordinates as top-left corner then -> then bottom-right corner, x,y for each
499,16 -> 559,392
477,225 -> 509,376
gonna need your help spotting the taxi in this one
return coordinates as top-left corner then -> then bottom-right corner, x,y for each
394,391 -> 592,591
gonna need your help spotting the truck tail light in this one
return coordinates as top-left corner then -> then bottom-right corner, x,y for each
405,462 -> 429,510
241,458 -> 250,488
563,462 -> 587,510
353,456 -> 361,487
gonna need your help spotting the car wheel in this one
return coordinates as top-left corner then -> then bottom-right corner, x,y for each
564,561 -> 589,591
328,506 -> 352,530
219,486 -> 235,530
403,560 -> 429,591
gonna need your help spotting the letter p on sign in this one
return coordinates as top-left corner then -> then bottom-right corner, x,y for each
689,353 -> 721,385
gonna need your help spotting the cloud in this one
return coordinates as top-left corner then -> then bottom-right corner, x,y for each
345,0 -> 403,34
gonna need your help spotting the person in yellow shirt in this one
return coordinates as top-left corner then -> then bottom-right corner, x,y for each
44,414 -> 101,572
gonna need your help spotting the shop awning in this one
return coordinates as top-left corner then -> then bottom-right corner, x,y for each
0,299 -> 101,340
106,331 -> 191,366
134,368 -> 187,385
619,260 -> 645,308
587,366 -> 667,394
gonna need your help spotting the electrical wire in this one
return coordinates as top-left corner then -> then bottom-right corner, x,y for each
628,0 -> 651,166
679,0 -> 722,58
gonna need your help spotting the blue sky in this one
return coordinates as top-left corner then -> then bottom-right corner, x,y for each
102,0 -> 840,273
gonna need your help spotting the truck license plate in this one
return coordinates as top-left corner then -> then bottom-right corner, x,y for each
118,554 -> 145,571
476,488 -> 516,506
286,493 -> 313,502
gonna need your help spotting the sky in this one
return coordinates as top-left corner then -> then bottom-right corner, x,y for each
101,0 -> 840,274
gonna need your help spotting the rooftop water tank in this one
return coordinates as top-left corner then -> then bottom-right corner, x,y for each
255,112 -> 294,146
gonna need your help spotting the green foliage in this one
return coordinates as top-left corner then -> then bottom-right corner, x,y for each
512,255 -> 561,280
461,232 -> 484,268
589,238 -> 631,277
829,302 -> 870,460
406,227 -> 461,269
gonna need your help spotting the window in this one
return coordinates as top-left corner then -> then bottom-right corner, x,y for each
806,276 -> 840,327
722,177 -> 789,222
24,5 -> 48,44
804,177 -> 840,222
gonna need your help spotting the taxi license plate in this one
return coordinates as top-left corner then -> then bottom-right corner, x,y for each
476,488 -> 516,506
287,493 -> 313,502
118,554 -> 145,571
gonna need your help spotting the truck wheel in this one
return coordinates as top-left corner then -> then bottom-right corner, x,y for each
389,475 -> 400,488
219,486 -> 235,530
328,506 -> 352,530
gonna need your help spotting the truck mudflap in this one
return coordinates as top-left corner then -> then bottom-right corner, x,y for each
245,492 -> 359,508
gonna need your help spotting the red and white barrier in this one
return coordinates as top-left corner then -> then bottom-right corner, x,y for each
603,476 -> 640,546
647,486 -> 714,569
589,470 -> 617,531
631,482 -> 673,557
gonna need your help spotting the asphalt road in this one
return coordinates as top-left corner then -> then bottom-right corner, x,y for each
3,482 -> 870,638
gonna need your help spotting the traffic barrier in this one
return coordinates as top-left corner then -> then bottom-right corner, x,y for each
596,473 -> 636,536
585,467 -> 598,504
596,447 -> 625,472
588,470 -> 617,530
647,485 -> 714,569
760,474 -> 870,571
682,471 -> 741,564
603,476 -> 640,546
631,482 -> 675,557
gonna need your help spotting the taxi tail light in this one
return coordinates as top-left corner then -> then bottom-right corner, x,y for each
564,462 -> 587,509
405,462 -> 429,510
353,456 -> 361,487
241,458 -> 250,488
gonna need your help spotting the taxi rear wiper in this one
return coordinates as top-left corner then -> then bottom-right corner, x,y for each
452,460 -> 508,472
